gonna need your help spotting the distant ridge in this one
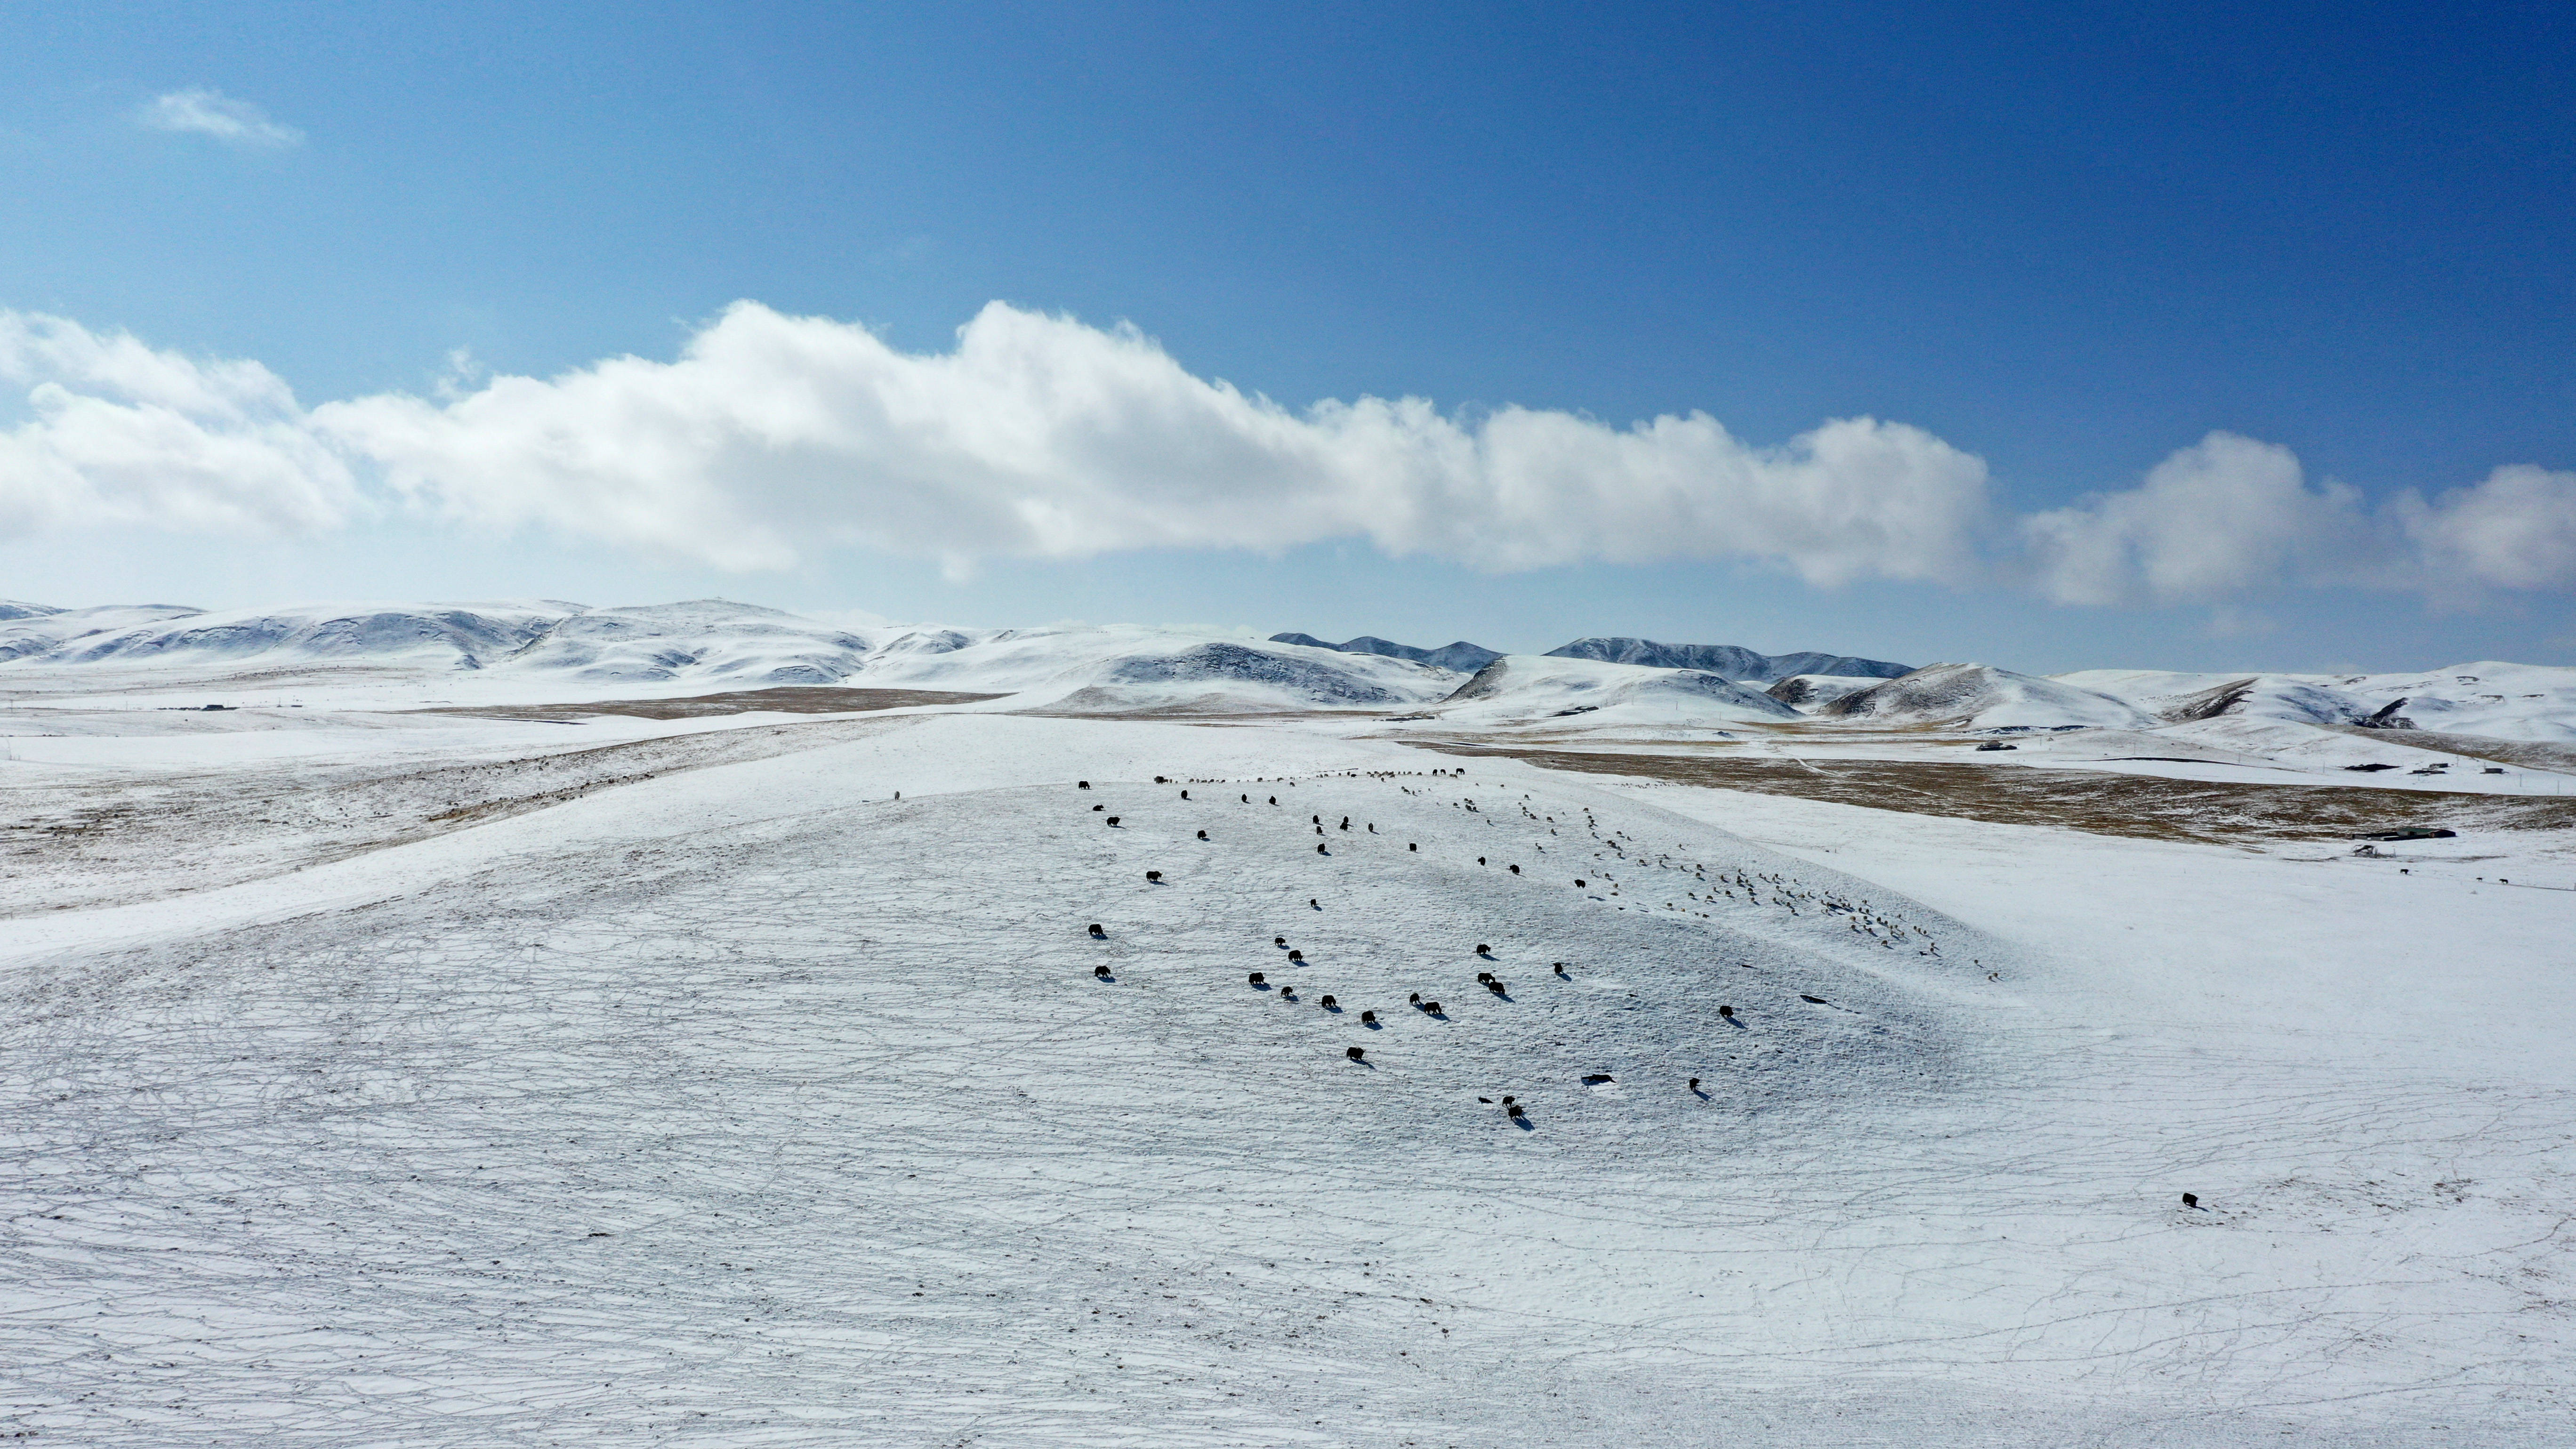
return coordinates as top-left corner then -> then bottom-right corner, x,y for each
1545,637 -> 1910,684
1268,633 -> 1502,672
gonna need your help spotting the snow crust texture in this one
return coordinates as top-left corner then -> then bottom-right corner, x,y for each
1,707 -> 2570,1446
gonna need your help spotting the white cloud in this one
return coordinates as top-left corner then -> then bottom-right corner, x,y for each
312,301 -> 1997,581
137,89 -> 303,148
6,301 -> 2574,605
0,313 -> 355,537
2025,431 -> 2576,604
2398,464 -> 2576,594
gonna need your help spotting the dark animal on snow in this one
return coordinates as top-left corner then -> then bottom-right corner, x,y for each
1506,1103 -> 1524,1119
1320,995 -> 1337,1009
1197,829 -> 1208,839
1106,816 -> 1120,826
1501,1095 -> 1515,1105
1312,814 -> 1321,824
1553,962 -> 1568,976
1145,870 -> 1162,882
1093,805 -> 1104,812
1508,864 -> 1519,874
1475,971 -> 1493,983
1155,776 -> 1169,784
1409,992 -> 1422,1006
1310,898 -> 1319,908
1478,857 -> 1486,866
1088,923 -> 1106,938
1180,790 -> 1189,799
1717,1005 -> 1734,1018
1340,817 -> 1349,829
1274,935 -> 1287,946
1269,796 -> 1278,805
1424,1001 -> 1442,1014
1688,1078 -> 1701,1091
1486,979 -> 1505,994
1409,843 -> 1417,851
1093,965 -> 1111,980
1575,879 -> 1586,888
1248,972 -> 1267,985
1078,781 -> 1091,789
2182,1192 -> 2199,1208
1474,944 -> 1489,955
1287,950 -> 1303,961
1360,1010 -> 1377,1024
1347,1046 -> 1366,1061
1316,843 -> 1327,854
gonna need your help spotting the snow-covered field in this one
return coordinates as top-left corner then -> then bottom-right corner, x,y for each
3,603 -> 2573,1445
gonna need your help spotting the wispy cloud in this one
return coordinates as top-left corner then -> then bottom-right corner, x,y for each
3,302 -> 2572,606
137,89 -> 303,148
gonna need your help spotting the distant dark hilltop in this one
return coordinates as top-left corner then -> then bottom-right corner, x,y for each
1544,637 -> 1911,683
1269,634 -> 1504,672
1274,631 -> 1908,682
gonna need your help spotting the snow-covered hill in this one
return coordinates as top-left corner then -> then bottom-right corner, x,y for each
0,604 -> 1448,711
0,603 -> 205,663
1434,654 -> 1803,729
5,598 -> 2572,749
2065,662 -> 2576,741
3,701 -> 2569,1446
1269,632 -> 1502,672
1822,662 -> 2153,729
1546,636 -> 1912,683
1764,673 -> 1886,711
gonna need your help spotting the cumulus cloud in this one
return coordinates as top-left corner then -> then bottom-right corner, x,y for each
0,313 -> 356,538
2025,431 -> 2576,604
4,300 -> 2574,605
137,89 -> 303,148
2398,464 -> 2576,594
312,301 -> 1996,581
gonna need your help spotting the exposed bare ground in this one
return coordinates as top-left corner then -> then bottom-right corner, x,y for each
1413,743 -> 2576,846
2325,725 -> 2576,774
424,686 -> 1006,720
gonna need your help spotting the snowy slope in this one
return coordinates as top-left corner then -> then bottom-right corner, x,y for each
493,599 -> 882,682
1268,632 -> 1502,672
42,600 -> 583,669
0,603 -> 206,663
1434,654 -> 1803,728
2063,662 -> 2576,741
1823,661 -> 2153,729
2315,660 -> 2576,741
1,707 -> 2570,1446
1763,673 -> 1885,711
851,626 -> 1456,712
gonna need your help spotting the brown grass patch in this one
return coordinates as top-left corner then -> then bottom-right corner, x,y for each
422,686 -> 1006,721
1414,744 -> 2576,846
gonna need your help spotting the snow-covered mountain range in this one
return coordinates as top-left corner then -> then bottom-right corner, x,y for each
3,596 -> 2570,743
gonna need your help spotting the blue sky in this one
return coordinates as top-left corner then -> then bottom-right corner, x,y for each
3,1 -> 2572,670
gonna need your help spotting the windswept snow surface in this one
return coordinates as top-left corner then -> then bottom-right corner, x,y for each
2,690 -> 2571,1446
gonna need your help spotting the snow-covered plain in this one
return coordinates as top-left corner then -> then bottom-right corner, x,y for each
3,602 -> 2574,1446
